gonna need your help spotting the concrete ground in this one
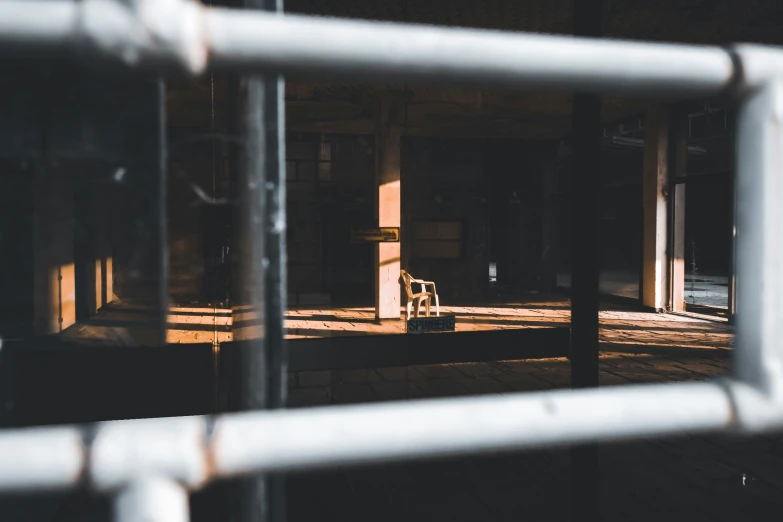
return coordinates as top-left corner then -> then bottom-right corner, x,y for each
684,273 -> 730,308
558,270 -> 730,309
63,293 -> 727,344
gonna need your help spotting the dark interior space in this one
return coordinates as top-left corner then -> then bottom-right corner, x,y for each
0,166 -> 34,339
4,0 -> 783,521
685,176 -> 733,275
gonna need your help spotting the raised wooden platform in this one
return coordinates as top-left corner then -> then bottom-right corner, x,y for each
0,325 -> 568,428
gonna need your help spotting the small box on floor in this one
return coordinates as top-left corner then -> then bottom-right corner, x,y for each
406,315 -> 456,333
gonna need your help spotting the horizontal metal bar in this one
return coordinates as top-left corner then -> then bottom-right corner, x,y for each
211,381 -> 735,475
1,0 -> 736,96
0,379 -> 774,493
207,10 -> 735,96
0,427 -> 85,491
0,1 -> 77,49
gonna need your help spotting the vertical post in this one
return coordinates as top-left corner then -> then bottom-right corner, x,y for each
263,54 -> 287,416
235,1 -> 286,522
669,107 -> 687,313
733,77 -> 783,396
115,76 -> 168,345
570,0 -> 601,520
727,157 -> 737,323
375,94 -> 403,320
541,145 -> 559,293
33,163 -> 75,335
236,65 -> 270,522
153,79 -> 168,346
641,106 -> 670,312
114,478 -> 189,522
262,16 -> 288,522
671,184 -> 686,312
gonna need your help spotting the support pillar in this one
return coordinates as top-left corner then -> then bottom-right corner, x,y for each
33,164 -> 75,334
375,95 -> 403,320
540,147 -> 558,292
641,106 -> 670,312
671,184 -> 686,312
233,2 -> 287,522
570,1 -> 602,520
95,183 -> 114,308
670,108 -> 688,313
728,172 -> 737,323
75,173 -> 114,320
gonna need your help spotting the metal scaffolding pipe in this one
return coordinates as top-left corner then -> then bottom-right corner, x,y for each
0,427 -> 85,491
211,381 -> 734,476
1,379 -> 782,494
0,1 -> 78,49
732,57 -> 783,421
1,1 -> 736,96
114,477 -> 189,522
206,10 -> 735,96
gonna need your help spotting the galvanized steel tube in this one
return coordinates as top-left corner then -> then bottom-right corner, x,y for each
212,381 -> 734,476
0,427 -> 85,491
114,477 -> 189,522
731,52 -> 783,431
0,381 -> 758,492
0,1 -> 78,49
207,10 -> 735,96
0,1 -> 739,97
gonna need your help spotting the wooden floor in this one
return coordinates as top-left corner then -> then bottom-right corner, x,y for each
63,296 -> 731,349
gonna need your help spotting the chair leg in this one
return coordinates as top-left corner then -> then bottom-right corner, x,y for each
425,297 -> 431,317
434,294 -> 440,316
417,296 -> 428,318
406,301 -> 413,320
413,299 -> 420,318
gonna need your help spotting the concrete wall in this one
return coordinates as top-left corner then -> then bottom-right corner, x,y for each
404,138 -> 490,301
329,134 -> 375,304
167,128 -> 227,305
74,172 -> 115,319
287,133 -> 375,306
161,127 -> 579,308
685,177 -> 733,274
486,140 -> 551,292
0,165 -> 35,337
33,166 -> 76,334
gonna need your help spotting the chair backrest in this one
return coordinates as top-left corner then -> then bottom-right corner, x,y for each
400,270 -> 414,299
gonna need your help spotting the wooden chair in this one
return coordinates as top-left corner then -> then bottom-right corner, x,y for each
400,270 -> 440,320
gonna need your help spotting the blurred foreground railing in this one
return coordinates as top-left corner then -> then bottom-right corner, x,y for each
2,1 -> 783,522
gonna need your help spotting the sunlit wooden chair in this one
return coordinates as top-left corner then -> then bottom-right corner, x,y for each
400,270 -> 440,320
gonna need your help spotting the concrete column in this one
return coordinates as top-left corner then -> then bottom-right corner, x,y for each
375,95 -> 403,320
75,175 -> 114,319
642,107 -> 670,311
728,171 -> 737,323
33,165 -> 76,334
94,183 -> 114,308
671,184 -> 686,312
540,149 -> 558,292
670,110 -> 688,313
570,1 -> 603,519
